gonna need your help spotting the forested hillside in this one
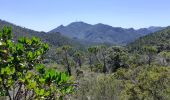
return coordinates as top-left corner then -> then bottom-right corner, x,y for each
0,19 -> 79,47
128,26 -> 170,52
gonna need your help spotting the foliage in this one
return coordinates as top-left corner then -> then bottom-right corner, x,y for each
128,27 -> 170,52
0,20 -> 83,63
107,46 -> 129,72
1,19 -> 170,100
56,45 -> 74,76
158,51 -> 170,66
142,46 -> 157,65
0,27 -> 75,100
115,65 -> 170,100
73,73 -> 121,100
73,51 -> 84,68
73,65 -> 170,100
87,46 -> 100,71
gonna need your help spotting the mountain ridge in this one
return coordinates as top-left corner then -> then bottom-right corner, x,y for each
50,21 -> 165,45
0,19 -> 166,46
0,19 -> 80,47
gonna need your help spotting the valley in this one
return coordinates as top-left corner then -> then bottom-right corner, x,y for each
0,19 -> 169,100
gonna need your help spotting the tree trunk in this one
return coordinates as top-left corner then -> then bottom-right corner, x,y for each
78,59 -> 82,68
89,56 -> 92,71
64,50 -> 71,76
103,58 -> 107,73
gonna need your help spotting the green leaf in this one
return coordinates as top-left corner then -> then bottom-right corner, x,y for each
36,64 -> 45,74
27,51 -> 34,60
28,81 -> 36,89
0,78 -> 2,82
10,67 -> 15,74
44,91 -> 50,96
39,78 -> 45,83
39,89 -> 45,96
1,68 -> 5,74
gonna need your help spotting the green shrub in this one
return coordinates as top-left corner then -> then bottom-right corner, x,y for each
73,73 -> 120,100
0,27 -> 75,100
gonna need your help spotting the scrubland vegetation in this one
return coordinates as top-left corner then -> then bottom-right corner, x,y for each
0,26 -> 170,100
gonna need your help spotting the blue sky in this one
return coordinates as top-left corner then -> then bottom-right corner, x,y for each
0,0 -> 170,32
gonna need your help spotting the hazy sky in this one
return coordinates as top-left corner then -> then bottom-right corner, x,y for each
0,0 -> 169,32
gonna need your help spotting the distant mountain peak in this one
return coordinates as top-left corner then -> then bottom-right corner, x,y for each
49,21 -> 166,45
95,23 -> 105,26
57,25 -> 65,28
68,21 -> 91,26
94,23 -> 112,28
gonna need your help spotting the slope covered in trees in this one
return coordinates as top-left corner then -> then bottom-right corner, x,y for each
0,19 -> 80,47
128,26 -> 170,52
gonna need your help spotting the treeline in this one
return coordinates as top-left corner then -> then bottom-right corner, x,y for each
54,39 -> 170,99
55,44 -> 170,75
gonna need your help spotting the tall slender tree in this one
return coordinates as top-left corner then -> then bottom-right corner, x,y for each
56,45 -> 73,76
143,46 -> 157,65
